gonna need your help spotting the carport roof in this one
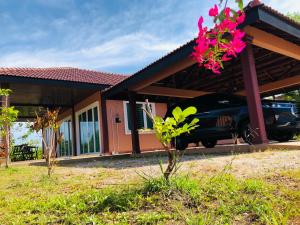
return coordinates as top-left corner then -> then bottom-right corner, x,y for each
103,2 -> 300,100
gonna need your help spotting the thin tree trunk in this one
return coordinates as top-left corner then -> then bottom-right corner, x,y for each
163,147 -> 177,181
4,95 -> 9,168
5,124 -> 9,168
48,129 -> 54,177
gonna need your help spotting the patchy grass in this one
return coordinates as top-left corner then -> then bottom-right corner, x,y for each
0,164 -> 299,224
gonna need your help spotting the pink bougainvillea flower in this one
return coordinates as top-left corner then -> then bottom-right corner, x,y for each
231,38 -> 246,53
198,16 -> 204,30
232,29 -> 245,39
225,38 -> 246,57
220,19 -> 238,31
192,0 -> 246,74
224,7 -> 231,18
209,4 -> 219,17
236,12 -> 246,24
208,38 -> 217,46
222,54 -> 232,61
205,60 -> 221,74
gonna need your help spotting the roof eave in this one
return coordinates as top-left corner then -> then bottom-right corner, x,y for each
257,7 -> 300,38
0,74 -> 111,90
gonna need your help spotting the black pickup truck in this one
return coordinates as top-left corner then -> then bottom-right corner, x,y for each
166,94 -> 300,150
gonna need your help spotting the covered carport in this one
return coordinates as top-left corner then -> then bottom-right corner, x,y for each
102,3 -> 300,154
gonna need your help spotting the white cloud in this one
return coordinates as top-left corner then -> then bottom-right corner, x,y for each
263,0 -> 300,13
0,32 -> 182,72
0,0 -> 297,74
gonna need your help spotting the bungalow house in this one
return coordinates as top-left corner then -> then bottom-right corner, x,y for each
0,2 -> 300,158
0,67 -> 167,156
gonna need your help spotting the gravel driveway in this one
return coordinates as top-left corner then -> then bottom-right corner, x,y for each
54,149 -> 300,184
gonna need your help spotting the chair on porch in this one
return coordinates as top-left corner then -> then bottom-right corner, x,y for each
11,144 -> 39,161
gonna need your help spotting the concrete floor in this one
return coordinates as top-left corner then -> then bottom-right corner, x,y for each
10,140 -> 299,166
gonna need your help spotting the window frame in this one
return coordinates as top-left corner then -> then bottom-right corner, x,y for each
75,101 -> 102,155
123,101 -> 156,135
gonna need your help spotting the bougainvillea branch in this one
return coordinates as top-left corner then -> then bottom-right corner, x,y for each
192,0 -> 246,74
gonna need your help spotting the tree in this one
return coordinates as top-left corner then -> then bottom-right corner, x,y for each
0,89 -> 19,168
287,12 -> 300,23
143,101 -> 199,181
283,90 -> 300,102
31,109 -> 62,176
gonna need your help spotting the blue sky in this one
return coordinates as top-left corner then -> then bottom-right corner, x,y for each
0,0 -> 299,74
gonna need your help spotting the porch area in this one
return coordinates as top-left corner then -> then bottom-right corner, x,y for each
0,68 -> 123,159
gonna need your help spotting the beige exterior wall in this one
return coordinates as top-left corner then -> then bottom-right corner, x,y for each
58,91 -> 167,155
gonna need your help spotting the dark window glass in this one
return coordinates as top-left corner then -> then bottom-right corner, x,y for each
126,102 -> 156,131
136,104 -> 144,129
126,103 -> 132,131
146,116 -> 153,129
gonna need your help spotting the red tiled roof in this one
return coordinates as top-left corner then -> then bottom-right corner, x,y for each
0,67 -> 128,86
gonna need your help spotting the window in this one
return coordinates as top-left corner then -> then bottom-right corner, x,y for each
124,101 -> 155,134
77,103 -> 100,154
58,118 -> 73,157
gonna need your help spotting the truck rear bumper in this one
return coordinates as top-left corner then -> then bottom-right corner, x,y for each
271,121 -> 300,134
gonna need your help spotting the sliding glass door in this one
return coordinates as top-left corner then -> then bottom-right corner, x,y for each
78,104 -> 100,154
58,119 -> 73,157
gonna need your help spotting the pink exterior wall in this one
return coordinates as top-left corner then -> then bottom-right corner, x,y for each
58,91 -> 167,155
106,100 -> 167,154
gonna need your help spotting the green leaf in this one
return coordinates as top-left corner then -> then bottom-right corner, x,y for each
0,89 -> 12,96
236,0 -> 244,11
165,117 -> 176,126
154,116 -> 164,123
182,106 -> 197,118
190,118 -> 199,125
172,107 -> 182,122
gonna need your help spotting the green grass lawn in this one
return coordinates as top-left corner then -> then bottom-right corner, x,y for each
0,159 -> 299,224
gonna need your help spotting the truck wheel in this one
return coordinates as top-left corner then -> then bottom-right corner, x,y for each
175,138 -> 188,151
201,139 -> 217,148
273,133 -> 294,142
241,122 -> 253,145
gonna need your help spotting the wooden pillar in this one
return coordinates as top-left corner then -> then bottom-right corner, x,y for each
241,44 -> 268,144
71,106 -> 77,156
100,94 -> 109,154
128,92 -> 141,154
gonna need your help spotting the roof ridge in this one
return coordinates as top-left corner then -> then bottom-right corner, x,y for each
0,67 -> 130,76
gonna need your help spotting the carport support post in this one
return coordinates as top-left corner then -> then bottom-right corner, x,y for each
100,95 -> 109,154
128,91 -> 141,154
241,44 -> 268,144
